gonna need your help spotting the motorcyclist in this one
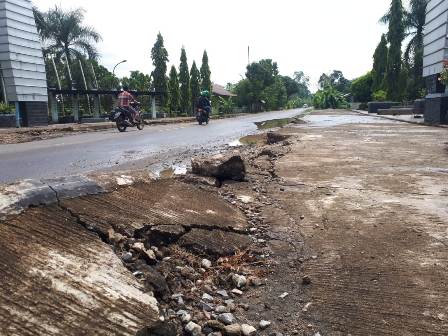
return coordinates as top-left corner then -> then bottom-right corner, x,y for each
117,85 -> 138,123
196,90 -> 211,118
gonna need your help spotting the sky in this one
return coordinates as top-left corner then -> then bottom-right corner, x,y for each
34,0 -> 392,91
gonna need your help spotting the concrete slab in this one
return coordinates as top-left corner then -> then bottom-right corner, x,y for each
0,205 -> 159,336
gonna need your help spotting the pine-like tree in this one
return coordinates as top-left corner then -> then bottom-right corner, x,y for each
372,34 -> 388,92
200,50 -> 211,92
384,0 -> 404,101
190,61 -> 201,112
151,33 -> 169,107
179,47 -> 191,115
168,65 -> 180,116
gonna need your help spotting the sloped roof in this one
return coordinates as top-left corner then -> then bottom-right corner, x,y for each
212,83 -> 237,97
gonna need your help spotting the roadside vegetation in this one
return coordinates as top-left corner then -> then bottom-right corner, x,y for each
33,6 -> 212,116
230,62 -> 312,112
351,0 -> 428,106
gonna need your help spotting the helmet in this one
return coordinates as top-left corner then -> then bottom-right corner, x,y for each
200,90 -> 210,97
122,85 -> 129,91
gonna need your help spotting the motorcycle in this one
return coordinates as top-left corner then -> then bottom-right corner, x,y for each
196,106 -> 210,125
110,101 -> 145,132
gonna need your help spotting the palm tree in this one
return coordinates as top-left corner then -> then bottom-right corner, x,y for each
403,0 -> 427,70
34,6 -> 102,89
380,0 -> 427,64
380,0 -> 428,98
35,6 -> 101,62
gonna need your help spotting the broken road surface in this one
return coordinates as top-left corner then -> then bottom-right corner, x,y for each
0,109 -> 303,183
1,109 -> 447,335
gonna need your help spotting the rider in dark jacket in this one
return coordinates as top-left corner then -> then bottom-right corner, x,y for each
196,90 -> 211,117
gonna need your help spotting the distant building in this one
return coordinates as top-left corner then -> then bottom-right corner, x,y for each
212,83 -> 236,98
423,0 -> 448,124
0,0 -> 48,126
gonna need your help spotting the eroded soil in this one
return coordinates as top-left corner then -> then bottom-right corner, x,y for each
226,110 -> 448,335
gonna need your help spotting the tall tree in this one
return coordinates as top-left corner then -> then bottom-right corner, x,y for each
200,50 -> 211,92
33,6 -> 101,89
384,0 -> 405,101
179,47 -> 191,115
293,71 -> 311,97
168,65 -> 180,115
404,0 -> 428,98
151,33 -> 169,106
351,72 -> 373,102
190,61 -> 201,112
319,70 -> 350,93
121,71 -> 151,91
34,6 -> 101,61
372,34 -> 388,91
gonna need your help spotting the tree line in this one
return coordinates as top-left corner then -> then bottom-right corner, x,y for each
33,6 -> 211,116
231,60 -> 311,112
351,0 -> 427,104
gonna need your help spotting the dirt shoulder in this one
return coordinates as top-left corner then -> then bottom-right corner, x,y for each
1,109 -> 447,335
231,109 -> 448,335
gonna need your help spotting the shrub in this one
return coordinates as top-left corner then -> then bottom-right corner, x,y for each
313,86 -> 348,109
0,102 -> 14,114
351,72 -> 373,102
358,102 -> 368,110
372,90 -> 387,102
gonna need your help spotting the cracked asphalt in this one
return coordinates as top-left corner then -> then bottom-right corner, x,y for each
0,109 -> 303,183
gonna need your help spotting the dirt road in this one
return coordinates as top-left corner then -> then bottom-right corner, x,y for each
230,109 -> 448,335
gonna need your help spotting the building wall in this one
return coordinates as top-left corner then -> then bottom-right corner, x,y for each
423,0 -> 448,77
0,0 -> 47,103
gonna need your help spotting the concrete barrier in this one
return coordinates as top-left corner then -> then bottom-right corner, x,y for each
368,101 -> 400,113
377,108 -> 415,115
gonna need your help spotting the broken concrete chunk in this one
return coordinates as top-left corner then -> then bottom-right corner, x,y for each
217,289 -> 230,299
185,321 -> 202,336
191,154 -> 246,182
241,324 -> 257,336
137,321 -> 178,336
218,312 -> 237,325
148,225 -> 186,245
202,293 -> 214,302
232,274 -> 247,288
224,324 -> 242,336
202,258 -> 212,268
121,251 -> 133,262
259,320 -> 271,329
182,174 -> 221,187
266,132 -> 290,145
178,229 -> 251,256
231,288 -> 243,296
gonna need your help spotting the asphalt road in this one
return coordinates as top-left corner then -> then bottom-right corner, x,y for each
0,109 -> 304,183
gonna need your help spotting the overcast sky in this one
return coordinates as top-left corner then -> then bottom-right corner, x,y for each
34,0 -> 393,91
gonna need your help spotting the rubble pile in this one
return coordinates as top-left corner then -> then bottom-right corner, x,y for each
110,141 -> 292,335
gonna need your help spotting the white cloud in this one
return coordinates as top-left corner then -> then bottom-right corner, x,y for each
34,0 -> 390,90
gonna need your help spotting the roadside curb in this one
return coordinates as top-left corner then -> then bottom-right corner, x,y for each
352,109 -> 448,129
0,113 -> 250,135
0,171 -> 155,220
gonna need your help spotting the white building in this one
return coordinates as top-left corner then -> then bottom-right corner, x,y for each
0,0 -> 48,126
423,0 -> 448,124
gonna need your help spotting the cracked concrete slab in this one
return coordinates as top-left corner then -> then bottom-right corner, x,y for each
60,179 -> 249,238
0,205 -> 159,336
0,175 -> 107,220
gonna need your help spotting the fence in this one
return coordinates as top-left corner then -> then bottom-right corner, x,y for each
47,89 -> 163,123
